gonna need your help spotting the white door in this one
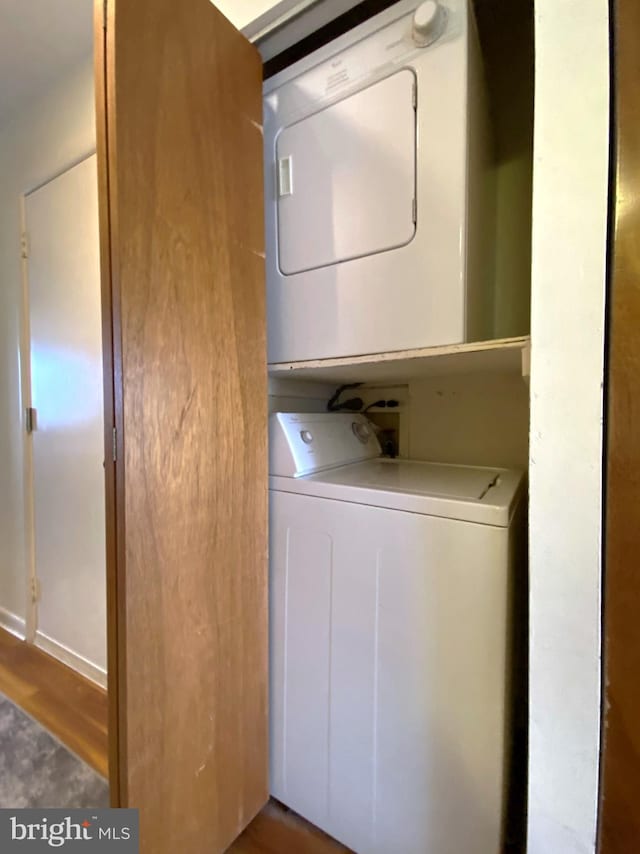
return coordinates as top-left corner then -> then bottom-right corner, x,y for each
276,69 -> 417,275
25,154 -> 106,682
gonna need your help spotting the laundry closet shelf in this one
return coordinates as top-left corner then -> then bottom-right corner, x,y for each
267,335 -> 531,384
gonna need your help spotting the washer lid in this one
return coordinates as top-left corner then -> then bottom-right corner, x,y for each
270,459 -> 525,527
329,459 -> 502,500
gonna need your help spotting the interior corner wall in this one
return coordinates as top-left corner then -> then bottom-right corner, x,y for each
0,56 -> 95,631
268,378 -> 335,414
407,373 -> 530,469
491,3 -> 534,339
528,1 -> 609,851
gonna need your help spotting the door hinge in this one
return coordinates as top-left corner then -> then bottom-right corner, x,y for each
412,197 -> 417,223
25,407 -> 37,433
20,232 -> 29,259
112,427 -> 117,462
30,577 -> 41,603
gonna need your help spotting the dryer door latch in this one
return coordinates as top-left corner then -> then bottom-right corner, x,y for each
278,156 -> 293,197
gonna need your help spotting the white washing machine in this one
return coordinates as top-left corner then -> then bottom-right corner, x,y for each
264,0 -> 495,363
269,412 -> 525,854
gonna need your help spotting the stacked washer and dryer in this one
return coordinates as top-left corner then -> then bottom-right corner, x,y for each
264,2 -> 526,853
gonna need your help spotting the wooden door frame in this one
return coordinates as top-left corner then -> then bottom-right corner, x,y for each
598,0 -> 640,848
94,0 -> 124,806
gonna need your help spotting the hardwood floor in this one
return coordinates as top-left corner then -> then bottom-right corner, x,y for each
0,627 -> 108,777
0,626 -> 348,853
230,802 -> 352,854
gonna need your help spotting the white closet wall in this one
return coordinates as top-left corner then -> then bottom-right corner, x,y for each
491,5 -> 534,339
408,373 -> 529,469
528,1 -> 609,851
268,378 -> 334,414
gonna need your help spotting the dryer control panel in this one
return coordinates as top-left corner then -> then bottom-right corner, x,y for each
270,412 -> 381,478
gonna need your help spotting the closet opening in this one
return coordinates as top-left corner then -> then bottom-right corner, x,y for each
260,1 -> 534,851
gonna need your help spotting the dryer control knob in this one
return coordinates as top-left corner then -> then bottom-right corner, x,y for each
412,1 -> 446,47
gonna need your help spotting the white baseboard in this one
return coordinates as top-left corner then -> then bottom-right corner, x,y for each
35,631 -> 107,690
0,607 -> 26,640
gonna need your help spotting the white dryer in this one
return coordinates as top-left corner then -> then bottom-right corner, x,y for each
269,412 -> 525,854
264,0 -> 495,363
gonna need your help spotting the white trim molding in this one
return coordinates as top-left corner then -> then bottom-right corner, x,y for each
528,1 -> 609,851
0,607 -> 26,640
19,191 -> 37,645
35,631 -> 107,690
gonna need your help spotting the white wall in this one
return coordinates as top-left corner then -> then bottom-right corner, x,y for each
528,1 -> 609,851
0,56 -> 95,643
490,4 -> 534,340
215,0 -> 293,30
268,378 -> 333,414
408,374 -> 529,469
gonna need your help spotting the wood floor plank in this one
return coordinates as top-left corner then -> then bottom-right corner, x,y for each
0,628 -> 108,777
3,647 -> 106,724
0,658 -> 39,705
229,803 -> 352,854
24,690 -> 109,778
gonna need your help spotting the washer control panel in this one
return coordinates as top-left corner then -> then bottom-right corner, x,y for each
270,412 -> 381,477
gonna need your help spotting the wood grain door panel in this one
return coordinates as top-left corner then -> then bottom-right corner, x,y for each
599,0 -> 640,849
95,1 -> 268,850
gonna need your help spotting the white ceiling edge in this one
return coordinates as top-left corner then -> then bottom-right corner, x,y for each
243,0 -> 364,63
213,0 -> 308,35
241,0 -> 319,39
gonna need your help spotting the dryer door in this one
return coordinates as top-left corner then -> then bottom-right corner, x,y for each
276,69 -> 417,276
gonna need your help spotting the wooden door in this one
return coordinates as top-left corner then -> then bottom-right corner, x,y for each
94,1 -> 268,851
599,0 -> 640,849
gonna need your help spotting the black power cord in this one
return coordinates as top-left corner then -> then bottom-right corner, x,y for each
327,385 -> 400,414
363,399 -> 400,413
327,383 -> 363,412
